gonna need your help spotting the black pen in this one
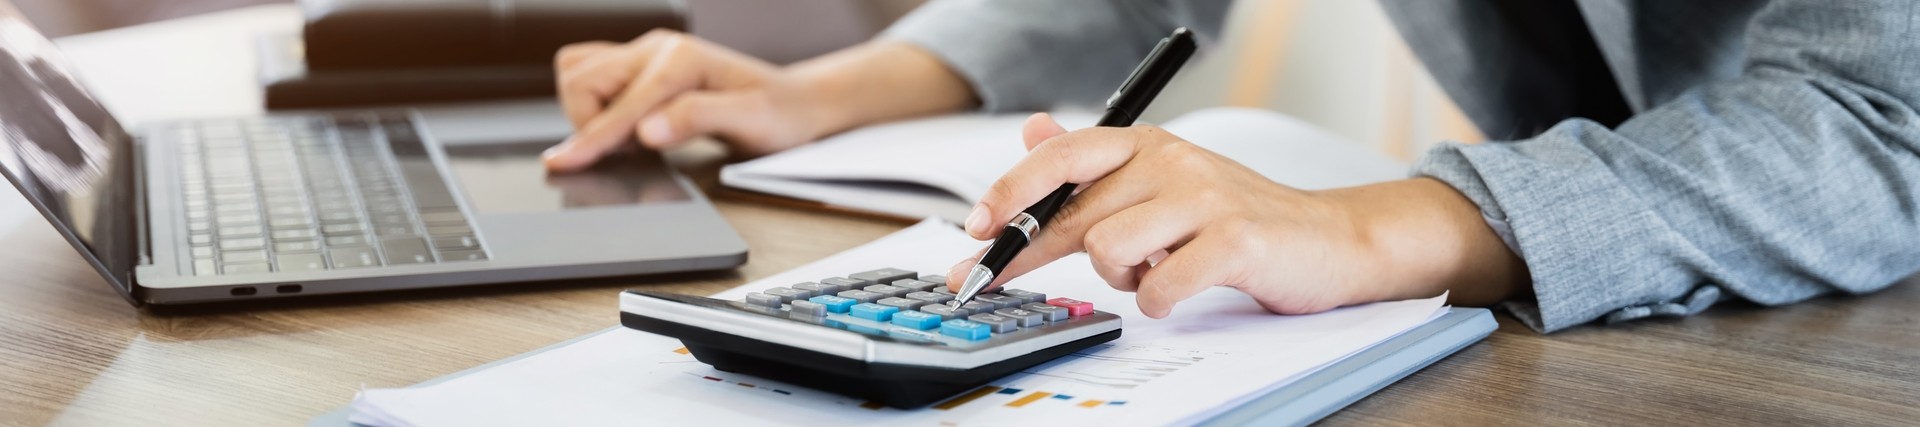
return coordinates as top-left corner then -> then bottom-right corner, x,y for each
953,27 -> 1197,308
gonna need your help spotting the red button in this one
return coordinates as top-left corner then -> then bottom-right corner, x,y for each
1046,297 -> 1093,317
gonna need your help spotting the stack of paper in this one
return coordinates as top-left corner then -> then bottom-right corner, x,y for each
721,108 -> 1410,222
350,219 -> 1447,427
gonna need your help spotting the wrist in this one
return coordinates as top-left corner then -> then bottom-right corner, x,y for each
1325,178 -> 1529,306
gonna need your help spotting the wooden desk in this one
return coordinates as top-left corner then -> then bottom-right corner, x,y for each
3,6 -> 1915,426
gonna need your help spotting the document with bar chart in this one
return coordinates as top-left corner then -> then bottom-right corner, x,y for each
347,220 -> 1450,427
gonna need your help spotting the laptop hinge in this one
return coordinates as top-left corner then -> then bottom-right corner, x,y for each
132,135 -> 152,267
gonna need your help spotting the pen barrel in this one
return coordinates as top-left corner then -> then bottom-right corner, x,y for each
978,228 -> 1029,275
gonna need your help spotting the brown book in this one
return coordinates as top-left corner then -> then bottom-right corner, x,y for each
300,0 -> 685,70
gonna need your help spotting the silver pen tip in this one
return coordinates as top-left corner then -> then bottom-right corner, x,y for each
952,264 -> 995,307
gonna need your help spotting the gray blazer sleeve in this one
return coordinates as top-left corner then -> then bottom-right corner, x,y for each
881,0 -> 1234,112
1416,0 -> 1920,332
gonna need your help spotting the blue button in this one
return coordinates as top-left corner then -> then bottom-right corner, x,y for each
849,303 -> 900,321
891,311 -> 943,330
809,295 -> 857,313
940,319 -> 991,340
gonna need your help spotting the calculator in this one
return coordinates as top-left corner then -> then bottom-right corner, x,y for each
619,267 -> 1122,408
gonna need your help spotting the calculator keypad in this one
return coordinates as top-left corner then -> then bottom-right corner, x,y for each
744,268 -> 1098,344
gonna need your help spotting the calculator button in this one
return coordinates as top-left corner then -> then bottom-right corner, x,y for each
904,291 -> 954,305
918,274 -> 948,287
863,284 -> 910,298
940,319 -> 991,340
890,310 -> 943,330
1021,303 -> 1070,322
1047,298 -> 1095,317
744,292 -> 784,308
932,286 -> 956,295
876,297 -> 927,311
890,279 -> 940,293
999,289 -> 1047,304
975,294 -> 1024,310
849,303 -> 901,322
994,308 -> 1046,328
958,301 -> 995,316
918,304 -> 966,321
968,313 -> 1020,333
808,295 -> 858,313
848,268 -> 917,285
792,282 -> 842,295
820,277 -> 872,289
789,299 -> 828,317
836,290 -> 885,303
763,287 -> 808,303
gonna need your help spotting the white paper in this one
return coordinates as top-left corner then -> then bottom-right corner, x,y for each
351,219 -> 1446,427
722,108 -> 1409,223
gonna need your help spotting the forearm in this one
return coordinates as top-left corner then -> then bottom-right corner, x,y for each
786,41 -> 976,140
1323,178 -> 1530,307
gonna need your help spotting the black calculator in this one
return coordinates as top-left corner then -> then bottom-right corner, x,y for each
620,267 -> 1122,408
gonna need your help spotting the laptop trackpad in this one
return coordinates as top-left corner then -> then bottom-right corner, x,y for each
439,142 -> 692,215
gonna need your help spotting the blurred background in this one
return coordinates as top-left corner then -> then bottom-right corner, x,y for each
13,0 -> 1482,160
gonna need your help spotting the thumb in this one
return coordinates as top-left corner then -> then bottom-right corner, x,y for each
1022,112 -> 1070,151
637,91 -> 765,151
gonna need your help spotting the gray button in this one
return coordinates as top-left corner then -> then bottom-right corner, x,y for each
891,279 -> 940,292
431,235 -> 481,250
218,237 -> 265,250
762,287 -> 807,303
933,286 -> 956,295
328,246 -> 382,268
792,282 -> 842,295
904,291 -> 954,305
849,268 -> 917,285
222,262 -> 272,275
958,301 -> 994,316
276,253 -> 327,271
271,229 -> 317,240
877,297 -> 927,311
999,289 -> 1048,304
994,308 -> 1045,328
326,235 -> 371,246
1022,303 -> 1069,322
836,290 -> 884,303
744,292 -> 783,308
221,250 -> 268,263
976,294 -> 1024,310
918,304 -> 965,320
863,284 -> 910,298
438,249 -> 488,262
918,274 -> 948,286
193,259 -> 217,276
820,277 -> 872,289
968,313 -> 1020,333
789,299 -> 827,317
274,240 -> 320,253
381,238 -> 434,264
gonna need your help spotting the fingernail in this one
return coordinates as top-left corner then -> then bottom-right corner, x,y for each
542,140 -> 573,160
947,262 -> 969,290
963,205 -> 989,236
641,115 -> 672,145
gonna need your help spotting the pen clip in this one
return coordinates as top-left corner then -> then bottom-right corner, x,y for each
1108,35 -> 1174,109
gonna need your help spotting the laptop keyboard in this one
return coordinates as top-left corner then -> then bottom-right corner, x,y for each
172,113 -> 488,276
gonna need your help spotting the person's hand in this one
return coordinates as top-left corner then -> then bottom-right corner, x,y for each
542,29 -> 825,171
947,113 -> 1527,318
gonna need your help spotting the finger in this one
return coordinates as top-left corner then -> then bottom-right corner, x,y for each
634,91 -> 766,150
981,165 -> 1156,288
1021,112 -> 1069,151
555,41 -> 619,70
1084,200 -> 1207,292
556,34 -> 672,131
945,247 -> 987,292
1134,230 -> 1244,318
968,125 -> 1159,238
546,35 -> 705,171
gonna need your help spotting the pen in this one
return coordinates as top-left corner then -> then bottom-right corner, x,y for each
953,27 -> 1197,309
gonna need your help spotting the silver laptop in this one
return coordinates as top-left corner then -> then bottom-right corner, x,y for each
0,13 -> 746,305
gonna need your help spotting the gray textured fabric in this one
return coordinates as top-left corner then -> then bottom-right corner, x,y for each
883,0 -> 1920,332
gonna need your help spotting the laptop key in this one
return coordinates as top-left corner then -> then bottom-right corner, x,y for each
426,225 -> 472,236
276,253 -> 327,271
437,249 -> 488,262
191,247 -> 214,258
381,238 -> 434,265
222,262 -> 272,275
326,235 -> 371,247
328,247 -> 382,269
418,210 -> 465,225
189,234 -> 212,246
221,250 -> 268,263
193,259 -> 217,276
430,235 -> 479,250
218,237 -> 265,251
275,240 -> 321,253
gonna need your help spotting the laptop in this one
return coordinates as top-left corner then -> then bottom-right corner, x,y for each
0,11 -> 747,305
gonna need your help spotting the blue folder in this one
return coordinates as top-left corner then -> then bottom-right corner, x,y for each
313,307 -> 1495,427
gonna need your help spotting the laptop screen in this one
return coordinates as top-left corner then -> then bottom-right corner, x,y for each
0,13 -> 139,293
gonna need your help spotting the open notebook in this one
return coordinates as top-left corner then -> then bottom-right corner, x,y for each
721,108 -> 1410,222
339,219 -> 1493,427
